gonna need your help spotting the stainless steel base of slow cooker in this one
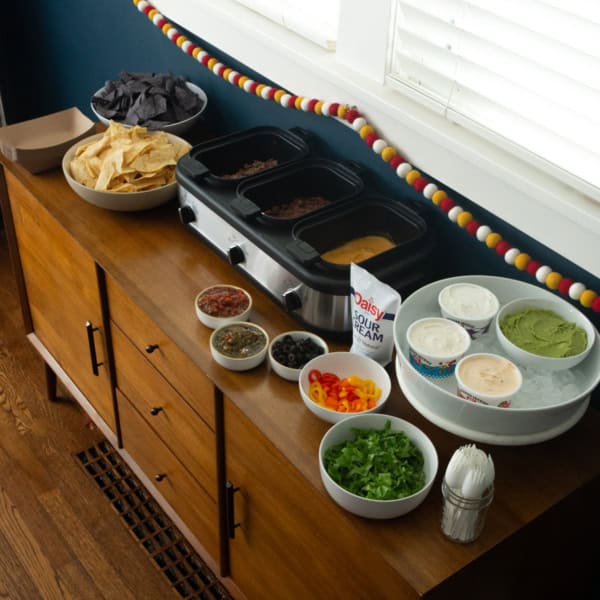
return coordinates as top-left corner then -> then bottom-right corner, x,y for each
179,188 -> 352,333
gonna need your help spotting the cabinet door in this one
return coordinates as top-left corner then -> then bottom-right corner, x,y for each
224,399 -> 412,600
7,174 -> 115,431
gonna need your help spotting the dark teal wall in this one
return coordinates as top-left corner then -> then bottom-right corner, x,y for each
3,0 -> 599,340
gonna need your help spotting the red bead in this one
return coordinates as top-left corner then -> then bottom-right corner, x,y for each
288,95 -> 298,108
268,88 -> 277,100
413,177 -> 428,193
388,155 -> 404,169
201,54 -> 211,65
440,197 -> 455,213
364,133 -> 378,147
156,17 -> 166,28
307,98 -> 318,112
329,102 -> 340,116
143,5 -> 153,15
345,109 -> 360,123
171,33 -> 181,43
558,277 -> 574,295
215,64 -> 225,76
248,82 -> 258,94
186,44 -> 197,55
495,240 -> 512,256
465,220 -> 481,236
592,296 -> 600,312
232,73 -> 241,86
526,260 -> 542,276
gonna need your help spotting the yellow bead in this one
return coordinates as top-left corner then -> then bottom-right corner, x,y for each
161,24 -> 172,35
359,125 -> 374,139
133,0 -> 141,6
222,68 -> 232,80
485,233 -> 502,249
514,253 -> 531,270
148,9 -> 158,19
431,190 -> 447,205
381,147 -> 397,162
580,289 -> 598,308
294,96 -> 304,109
238,76 -> 248,88
314,100 -> 324,115
456,211 -> 473,228
545,272 -> 562,290
406,169 -> 421,185
176,36 -> 187,47
192,47 -> 201,59
274,90 -> 286,102
337,105 -> 347,119
207,58 -> 218,69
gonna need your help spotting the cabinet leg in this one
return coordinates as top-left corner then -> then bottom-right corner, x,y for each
45,363 -> 58,402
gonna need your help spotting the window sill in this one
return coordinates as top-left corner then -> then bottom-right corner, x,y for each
153,0 -> 600,278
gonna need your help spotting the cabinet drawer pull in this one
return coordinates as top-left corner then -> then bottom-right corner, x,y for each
154,473 -> 167,482
145,344 -> 159,354
225,480 -> 241,539
150,406 -> 164,416
85,321 -> 104,376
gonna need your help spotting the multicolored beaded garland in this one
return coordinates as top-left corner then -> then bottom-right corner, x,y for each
132,0 -> 600,314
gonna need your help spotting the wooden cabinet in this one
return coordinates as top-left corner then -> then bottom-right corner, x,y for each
4,170 -> 115,432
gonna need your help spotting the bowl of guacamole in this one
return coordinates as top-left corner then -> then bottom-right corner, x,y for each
496,296 -> 596,371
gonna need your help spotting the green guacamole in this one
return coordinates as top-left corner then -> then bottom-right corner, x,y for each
499,307 -> 587,358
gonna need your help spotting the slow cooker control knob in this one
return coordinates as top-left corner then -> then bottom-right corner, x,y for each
178,205 -> 196,224
283,289 -> 303,312
228,245 -> 245,265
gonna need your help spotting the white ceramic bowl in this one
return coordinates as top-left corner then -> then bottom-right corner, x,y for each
91,81 -> 208,136
393,275 -> 600,445
62,131 -> 189,211
455,353 -> 522,408
319,413 -> 438,519
210,322 -> 269,371
496,296 -> 595,371
298,352 -> 391,423
195,284 -> 252,329
438,282 -> 499,339
406,317 -> 471,378
268,331 -> 328,381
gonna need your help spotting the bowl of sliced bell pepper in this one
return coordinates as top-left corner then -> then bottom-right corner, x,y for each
298,352 -> 391,423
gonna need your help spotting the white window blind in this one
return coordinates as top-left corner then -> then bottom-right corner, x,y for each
234,0 -> 340,49
388,0 -> 600,200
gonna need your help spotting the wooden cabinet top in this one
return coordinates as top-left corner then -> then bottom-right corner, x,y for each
2,152 -> 599,597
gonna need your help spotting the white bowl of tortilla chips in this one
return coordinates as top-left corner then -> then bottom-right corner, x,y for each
62,121 -> 191,212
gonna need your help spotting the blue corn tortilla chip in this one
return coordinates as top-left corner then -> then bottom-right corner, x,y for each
91,71 -> 204,128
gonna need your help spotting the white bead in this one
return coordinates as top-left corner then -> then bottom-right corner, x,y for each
300,97 -> 311,111
396,163 -> 412,178
243,80 -> 254,92
212,62 -> 224,75
352,117 -> 367,131
152,13 -> 164,26
448,206 -> 463,222
504,248 -> 520,265
280,93 -> 292,107
167,27 -> 179,40
569,282 -> 586,300
320,102 -> 331,116
181,40 -> 192,53
535,265 -> 552,283
372,139 -> 387,154
261,86 -> 272,99
197,51 -> 208,63
476,225 -> 492,242
423,183 -> 438,199
228,71 -> 239,84
137,1 -> 149,12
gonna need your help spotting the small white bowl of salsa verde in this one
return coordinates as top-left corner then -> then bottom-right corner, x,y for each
210,322 -> 269,371
195,284 -> 252,329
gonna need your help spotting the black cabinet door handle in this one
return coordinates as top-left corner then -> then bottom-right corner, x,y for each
150,407 -> 163,416
85,321 -> 103,376
145,344 -> 159,354
154,473 -> 167,482
225,481 -> 240,539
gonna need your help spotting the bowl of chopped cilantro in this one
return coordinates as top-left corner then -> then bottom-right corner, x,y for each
319,414 -> 438,518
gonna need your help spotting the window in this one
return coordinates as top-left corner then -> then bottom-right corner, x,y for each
234,0 -> 340,49
387,0 -> 600,200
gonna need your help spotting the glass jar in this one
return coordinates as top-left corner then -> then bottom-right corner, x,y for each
440,478 -> 494,543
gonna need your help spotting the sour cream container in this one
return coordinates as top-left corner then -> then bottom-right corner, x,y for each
455,352 -> 522,408
438,283 -> 499,338
406,317 -> 471,378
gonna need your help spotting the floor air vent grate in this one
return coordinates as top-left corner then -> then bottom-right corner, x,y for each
75,440 -> 231,600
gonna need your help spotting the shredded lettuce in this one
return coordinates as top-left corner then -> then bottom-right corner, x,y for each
323,420 -> 425,500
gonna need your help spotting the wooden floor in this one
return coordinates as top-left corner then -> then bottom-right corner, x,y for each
0,227 -> 175,600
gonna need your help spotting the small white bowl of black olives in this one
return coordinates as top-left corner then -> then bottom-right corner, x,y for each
269,331 -> 329,381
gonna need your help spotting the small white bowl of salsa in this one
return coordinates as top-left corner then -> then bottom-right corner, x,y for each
195,284 -> 252,329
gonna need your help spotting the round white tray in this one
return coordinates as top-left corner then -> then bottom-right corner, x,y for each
393,275 -> 600,444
